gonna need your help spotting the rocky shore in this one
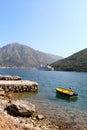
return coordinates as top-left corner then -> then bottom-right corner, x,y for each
0,75 -> 86,130
0,75 -> 21,80
0,74 -> 71,130
1,86 -> 85,130
0,75 -> 38,93
0,90 -> 72,130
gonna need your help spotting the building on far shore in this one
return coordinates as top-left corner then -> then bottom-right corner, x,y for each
38,64 -> 54,71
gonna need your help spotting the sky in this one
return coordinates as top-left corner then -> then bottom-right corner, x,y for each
0,0 -> 87,58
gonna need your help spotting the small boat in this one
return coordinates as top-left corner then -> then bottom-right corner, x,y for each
56,87 -> 78,98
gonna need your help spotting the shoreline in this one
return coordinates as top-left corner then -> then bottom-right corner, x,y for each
11,92 -> 87,130
0,93 -> 71,130
0,75 -> 38,93
33,100 -> 87,130
0,92 -> 87,130
0,74 -> 87,130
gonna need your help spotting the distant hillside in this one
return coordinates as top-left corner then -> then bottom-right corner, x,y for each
51,48 -> 87,72
0,43 -> 62,69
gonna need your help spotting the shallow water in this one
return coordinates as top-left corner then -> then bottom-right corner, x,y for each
0,68 -> 87,129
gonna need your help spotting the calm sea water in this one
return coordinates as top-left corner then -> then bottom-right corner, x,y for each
0,68 -> 87,129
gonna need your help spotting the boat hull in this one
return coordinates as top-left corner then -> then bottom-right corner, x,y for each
56,87 -> 78,98
56,93 -> 78,101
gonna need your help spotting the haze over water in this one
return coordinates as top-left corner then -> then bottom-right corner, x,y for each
0,68 -> 87,129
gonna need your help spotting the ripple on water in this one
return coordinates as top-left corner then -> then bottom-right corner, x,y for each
27,97 -> 87,130
11,92 -> 87,130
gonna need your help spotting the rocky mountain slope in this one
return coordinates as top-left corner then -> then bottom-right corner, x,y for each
51,48 -> 87,72
0,43 -> 62,69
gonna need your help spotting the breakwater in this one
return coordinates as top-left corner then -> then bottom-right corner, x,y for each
0,75 -> 38,93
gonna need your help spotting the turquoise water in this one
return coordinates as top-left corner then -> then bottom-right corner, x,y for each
0,68 -> 87,110
0,68 -> 87,129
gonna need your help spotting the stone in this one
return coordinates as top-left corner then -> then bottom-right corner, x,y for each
0,88 -> 5,96
0,80 -> 38,93
6,100 -> 35,116
0,75 -> 21,80
37,114 -> 44,120
33,127 -> 41,130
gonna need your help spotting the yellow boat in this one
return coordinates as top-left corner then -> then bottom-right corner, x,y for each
56,87 -> 78,97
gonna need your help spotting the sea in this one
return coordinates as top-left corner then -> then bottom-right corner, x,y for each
0,68 -> 87,129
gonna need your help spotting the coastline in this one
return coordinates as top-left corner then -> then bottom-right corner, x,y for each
0,74 -> 66,130
0,74 -> 87,130
0,91 -> 87,130
10,91 -> 87,130
5,91 -> 87,130
0,93 -> 71,130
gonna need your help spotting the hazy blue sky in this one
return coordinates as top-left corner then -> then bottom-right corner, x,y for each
0,0 -> 87,57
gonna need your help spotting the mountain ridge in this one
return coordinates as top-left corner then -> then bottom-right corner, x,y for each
0,42 -> 62,69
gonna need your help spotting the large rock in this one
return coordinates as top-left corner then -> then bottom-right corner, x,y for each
6,100 -> 35,116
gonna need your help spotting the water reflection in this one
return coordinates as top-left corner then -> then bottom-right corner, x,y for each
11,91 -> 38,100
56,93 -> 78,102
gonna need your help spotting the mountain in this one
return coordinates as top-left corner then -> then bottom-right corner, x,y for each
0,43 -> 62,69
51,48 -> 87,72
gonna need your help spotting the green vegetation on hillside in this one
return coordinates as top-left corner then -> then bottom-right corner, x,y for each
51,48 -> 87,72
